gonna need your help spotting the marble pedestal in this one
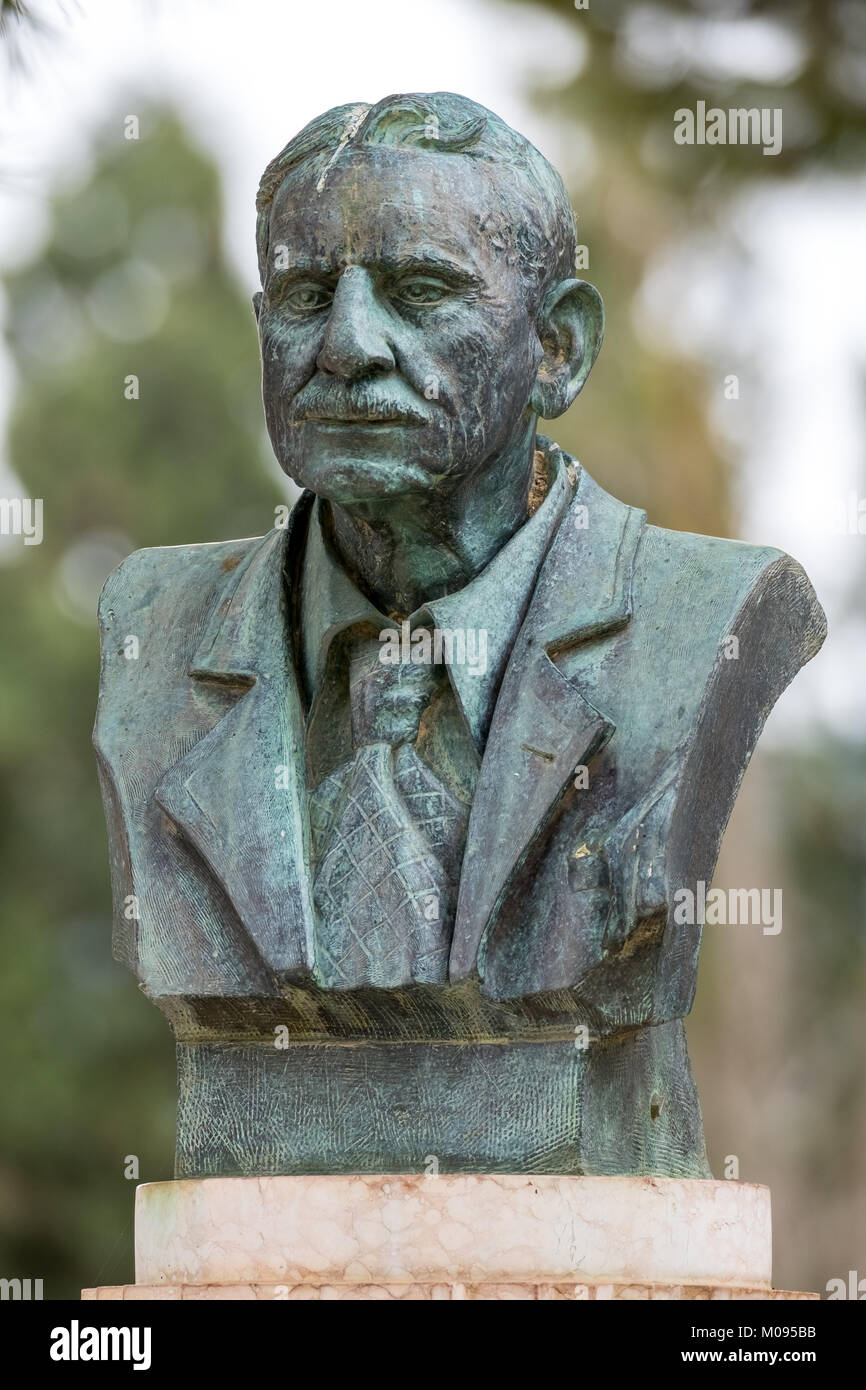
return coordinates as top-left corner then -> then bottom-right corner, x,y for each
82,1174 -> 817,1301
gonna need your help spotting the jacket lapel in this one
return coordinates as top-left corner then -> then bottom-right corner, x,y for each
150,469 -> 643,987
450,469 -> 645,982
154,495 -> 316,977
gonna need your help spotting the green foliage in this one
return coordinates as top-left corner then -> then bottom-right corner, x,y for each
512,0 -> 866,1294
511,0 -> 866,535
0,109 -> 283,1296
775,741 -> 866,1192
1,1 -> 864,1297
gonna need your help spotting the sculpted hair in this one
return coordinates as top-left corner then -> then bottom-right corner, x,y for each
255,92 -> 578,307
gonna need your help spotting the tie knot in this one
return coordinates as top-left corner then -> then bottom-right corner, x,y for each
349,633 -> 443,746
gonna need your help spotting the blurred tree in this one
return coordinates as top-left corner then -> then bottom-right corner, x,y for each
1,0 -> 57,69
507,0 -> 866,1295
770,738 -> 866,1284
0,108 -> 284,1297
506,0 -> 866,535
0,0 -> 33,35
0,0 -> 863,1303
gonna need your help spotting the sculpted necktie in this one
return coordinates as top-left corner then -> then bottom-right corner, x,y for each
309,635 -> 468,990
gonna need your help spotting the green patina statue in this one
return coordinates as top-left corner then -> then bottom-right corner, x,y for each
93,93 -> 826,1179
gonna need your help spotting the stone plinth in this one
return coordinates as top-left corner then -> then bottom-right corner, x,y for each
81,1175 -> 818,1301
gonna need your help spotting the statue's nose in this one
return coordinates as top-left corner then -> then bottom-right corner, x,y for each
317,267 -> 395,379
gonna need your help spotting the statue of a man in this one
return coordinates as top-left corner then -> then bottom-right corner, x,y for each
94,93 -> 825,1179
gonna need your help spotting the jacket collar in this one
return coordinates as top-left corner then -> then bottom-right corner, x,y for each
299,439 -> 574,753
153,458 -> 645,983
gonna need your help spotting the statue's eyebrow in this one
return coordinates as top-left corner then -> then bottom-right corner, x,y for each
267,250 -> 483,288
379,251 -> 483,286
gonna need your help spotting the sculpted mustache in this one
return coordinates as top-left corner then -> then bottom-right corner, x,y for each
290,380 -> 435,425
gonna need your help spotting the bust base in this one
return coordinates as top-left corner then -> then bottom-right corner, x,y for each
81,1174 -> 818,1302
83,1281 -> 816,1301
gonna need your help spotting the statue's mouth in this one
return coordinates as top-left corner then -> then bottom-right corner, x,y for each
302,414 -> 424,428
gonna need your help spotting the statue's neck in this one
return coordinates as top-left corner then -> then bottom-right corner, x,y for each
326,422 -> 539,618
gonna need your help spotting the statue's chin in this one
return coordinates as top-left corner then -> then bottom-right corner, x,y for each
277,426 -> 454,505
288,462 -> 433,507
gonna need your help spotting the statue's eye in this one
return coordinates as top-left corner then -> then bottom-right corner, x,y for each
283,283 -> 333,312
393,278 -> 449,307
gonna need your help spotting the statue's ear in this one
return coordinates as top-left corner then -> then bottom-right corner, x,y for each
530,278 -> 604,419
252,291 -> 263,321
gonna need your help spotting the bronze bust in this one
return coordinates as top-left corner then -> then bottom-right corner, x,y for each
94,93 -> 826,1179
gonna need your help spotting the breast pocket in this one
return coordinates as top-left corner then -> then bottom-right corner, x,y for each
567,843 -> 610,893
567,843 -> 613,940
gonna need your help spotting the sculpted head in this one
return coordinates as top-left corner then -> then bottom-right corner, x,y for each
253,92 -> 603,507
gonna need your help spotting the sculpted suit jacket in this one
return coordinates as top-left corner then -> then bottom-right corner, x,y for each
94,446 -> 826,1056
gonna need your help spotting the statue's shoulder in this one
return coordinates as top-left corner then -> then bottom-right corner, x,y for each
569,461 -> 828,678
569,461 -> 826,665
634,517 -> 826,668
96,534 -> 267,626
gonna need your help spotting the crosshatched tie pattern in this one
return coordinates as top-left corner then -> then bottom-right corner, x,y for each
309,638 -> 468,989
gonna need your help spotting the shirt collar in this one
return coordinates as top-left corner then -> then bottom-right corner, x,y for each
299,437 -> 577,750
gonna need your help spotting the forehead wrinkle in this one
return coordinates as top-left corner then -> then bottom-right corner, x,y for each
267,154 -> 528,288
267,219 -> 490,278
272,149 -> 499,225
